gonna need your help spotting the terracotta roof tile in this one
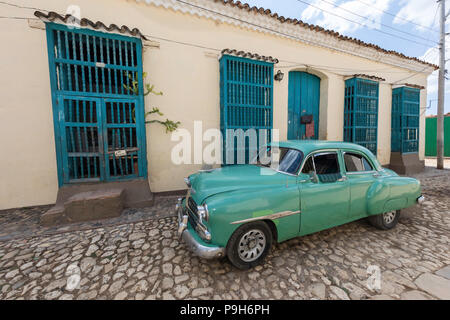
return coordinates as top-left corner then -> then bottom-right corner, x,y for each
213,0 -> 438,70
34,11 -> 147,40
221,48 -> 279,63
402,83 -> 426,90
352,74 -> 386,82
36,3 -> 437,71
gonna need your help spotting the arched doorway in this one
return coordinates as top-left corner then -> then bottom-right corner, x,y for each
287,71 -> 320,140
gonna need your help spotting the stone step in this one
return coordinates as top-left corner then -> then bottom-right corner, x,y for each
41,188 -> 125,226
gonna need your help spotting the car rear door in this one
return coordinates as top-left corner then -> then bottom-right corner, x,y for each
341,150 -> 378,219
298,150 -> 350,236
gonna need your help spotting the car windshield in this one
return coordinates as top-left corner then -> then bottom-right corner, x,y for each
254,147 -> 303,175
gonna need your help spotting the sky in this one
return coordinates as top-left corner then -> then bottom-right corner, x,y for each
244,0 -> 449,115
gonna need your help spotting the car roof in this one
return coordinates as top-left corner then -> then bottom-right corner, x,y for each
272,140 -> 374,156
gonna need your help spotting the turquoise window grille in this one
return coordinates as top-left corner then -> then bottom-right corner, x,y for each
344,78 -> 379,155
219,55 -> 274,164
45,23 -> 147,186
391,87 -> 420,153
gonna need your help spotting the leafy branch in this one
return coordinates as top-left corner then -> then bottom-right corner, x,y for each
144,107 -> 181,133
123,72 -> 180,133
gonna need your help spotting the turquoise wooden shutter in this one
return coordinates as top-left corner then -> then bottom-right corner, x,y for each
391,88 -> 402,152
344,78 -> 379,155
391,87 -> 420,153
220,55 -> 274,164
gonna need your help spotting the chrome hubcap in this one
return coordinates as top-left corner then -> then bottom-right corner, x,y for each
383,211 -> 396,224
238,229 -> 266,262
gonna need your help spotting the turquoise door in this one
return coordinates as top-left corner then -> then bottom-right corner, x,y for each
45,23 -> 147,186
288,72 -> 320,140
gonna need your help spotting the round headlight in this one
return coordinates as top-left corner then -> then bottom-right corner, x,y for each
197,204 -> 209,222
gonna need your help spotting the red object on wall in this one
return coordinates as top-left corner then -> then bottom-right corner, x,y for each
305,120 -> 315,138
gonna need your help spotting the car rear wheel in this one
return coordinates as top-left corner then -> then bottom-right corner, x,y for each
368,210 -> 400,230
226,221 -> 272,270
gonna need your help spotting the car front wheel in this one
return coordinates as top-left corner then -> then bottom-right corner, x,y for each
368,210 -> 400,230
226,221 -> 272,270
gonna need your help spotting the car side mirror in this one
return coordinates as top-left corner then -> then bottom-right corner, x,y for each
309,171 -> 319,183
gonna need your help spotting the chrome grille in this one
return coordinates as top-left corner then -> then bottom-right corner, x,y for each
188,197 -> 198,215
184,196 -> 210,241
187,197 -> 200,229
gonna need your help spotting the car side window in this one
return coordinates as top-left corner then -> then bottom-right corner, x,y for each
301,157 -> 314,174
344,152 -> 374,172
362,157 -> 373,171
313,152 -> 342,183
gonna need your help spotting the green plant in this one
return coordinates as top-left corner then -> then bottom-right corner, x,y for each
123,72 -> 180,133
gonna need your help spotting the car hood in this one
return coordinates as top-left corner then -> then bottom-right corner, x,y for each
188,165 -> 293,203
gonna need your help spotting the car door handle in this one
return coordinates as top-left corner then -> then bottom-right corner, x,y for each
373,173 -> 381,178
337,176 -> 347,182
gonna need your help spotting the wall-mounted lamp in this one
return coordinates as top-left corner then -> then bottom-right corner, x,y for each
274,70 -> 284,81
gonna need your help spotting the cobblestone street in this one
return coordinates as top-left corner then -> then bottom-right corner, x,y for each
0,165 -> 449,300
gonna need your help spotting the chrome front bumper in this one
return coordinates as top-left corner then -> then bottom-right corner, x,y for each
417,195 -> 425,205
176,198 -> 225,260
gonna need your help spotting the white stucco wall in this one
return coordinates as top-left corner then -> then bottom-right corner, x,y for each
378,83 -> 393,163
0,11 -> 58,209
0,0 -> 432,209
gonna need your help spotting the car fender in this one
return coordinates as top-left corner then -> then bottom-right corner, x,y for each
367,176 -> 421,216
205,184 -> 300,247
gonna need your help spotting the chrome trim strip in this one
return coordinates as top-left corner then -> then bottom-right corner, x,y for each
313,151 -> 337,157
346,171 -> 377,175
230,210 -> 301,225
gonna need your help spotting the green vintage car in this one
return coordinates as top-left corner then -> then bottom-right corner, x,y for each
176,140 -> 424,269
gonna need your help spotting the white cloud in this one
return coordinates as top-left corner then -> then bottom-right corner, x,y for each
392,0 -> 440,32
397,1 -> 450,114
301,0 -> 391,34
421,44 -> 439,94
419,35 -> 450,95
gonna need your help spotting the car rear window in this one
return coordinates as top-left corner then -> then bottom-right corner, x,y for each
344,152 -> 373,172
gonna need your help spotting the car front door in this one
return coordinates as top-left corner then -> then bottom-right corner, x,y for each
342,150 -> 377,219
298,150 -> 350,236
